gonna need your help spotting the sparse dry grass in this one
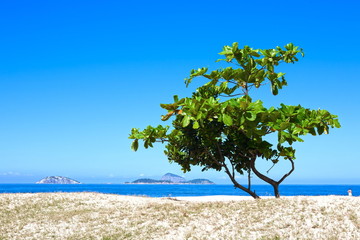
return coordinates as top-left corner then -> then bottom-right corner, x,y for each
0,193 -> 359,240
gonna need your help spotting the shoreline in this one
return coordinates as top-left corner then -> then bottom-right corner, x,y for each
0,191 -> 357,201
171,194 -> 357,202
124,182 -> 215,185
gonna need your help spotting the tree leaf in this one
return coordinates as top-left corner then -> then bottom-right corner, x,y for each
246,111 -> 257,121
182,115 -> 190,127
223,114 -> 233,126
280,122 -> 290,130
131,139 -> 139,151
271,84 -> 278,95
193,121 -> 200,129
173,95 -> 179,102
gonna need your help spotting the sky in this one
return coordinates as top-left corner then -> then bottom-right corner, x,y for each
0,0 -> 359,184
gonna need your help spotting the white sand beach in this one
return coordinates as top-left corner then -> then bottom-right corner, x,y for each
0,193 -> 359,239
173,195 -> 270,202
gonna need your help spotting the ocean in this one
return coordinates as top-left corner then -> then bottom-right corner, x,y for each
0,184 -> 358,197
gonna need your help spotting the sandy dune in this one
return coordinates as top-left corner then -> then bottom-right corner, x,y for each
0,193 -> 359,239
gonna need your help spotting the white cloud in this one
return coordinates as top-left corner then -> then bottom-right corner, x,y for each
0,171 -> 34,177
0,171 -> 21,176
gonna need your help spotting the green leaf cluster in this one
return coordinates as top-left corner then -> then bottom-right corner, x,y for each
129,125 -> 169,151
185,42 -> 303,96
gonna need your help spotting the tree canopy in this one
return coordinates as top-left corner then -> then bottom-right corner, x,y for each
129,42 -> 340,198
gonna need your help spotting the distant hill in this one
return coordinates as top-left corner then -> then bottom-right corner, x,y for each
132,178 -> 172,184
186,179 -> 214,184
130,173 -> 214,184
36,176 -> 80,184
160,173 -> 186,183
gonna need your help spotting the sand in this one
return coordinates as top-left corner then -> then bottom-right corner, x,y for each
173,195 -> 270,202
0,193 -> 359,239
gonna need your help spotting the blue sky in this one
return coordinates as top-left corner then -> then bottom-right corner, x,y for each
0,0 -> 359,184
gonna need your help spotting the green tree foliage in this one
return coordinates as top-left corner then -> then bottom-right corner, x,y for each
129,43 -> 340,198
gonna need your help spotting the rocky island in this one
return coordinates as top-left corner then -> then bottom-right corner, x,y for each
36,176 -> 81,184
129,173 -> 214,184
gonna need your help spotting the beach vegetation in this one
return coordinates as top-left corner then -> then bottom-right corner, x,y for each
129,42 -> 340,198
1,193 -> 359,239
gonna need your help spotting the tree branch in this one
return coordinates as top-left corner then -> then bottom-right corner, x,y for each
203,145 -> 224,169
215,141 -> 225,162
219,93 -> 244,97
223,158 -> 259,199
232,162 -> 235,180
277,158 -> 295,185
250,157 -> 277,186
203,142 -> 259,198
266,163 -> 276,174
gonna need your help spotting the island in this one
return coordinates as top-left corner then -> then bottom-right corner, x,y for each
129,173 -> 214,184
36,176 -> 81,184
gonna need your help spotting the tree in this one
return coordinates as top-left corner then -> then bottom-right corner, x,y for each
129,43 -> 340,198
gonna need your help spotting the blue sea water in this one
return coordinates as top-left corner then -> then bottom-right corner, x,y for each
0,184 -> 359,197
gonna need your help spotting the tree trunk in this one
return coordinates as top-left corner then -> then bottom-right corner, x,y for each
233,181 -> 260,199
272,183 -> 280,198
208,142 -> 260,199
223,166 -> 260,199
250,157 -> 295,198
250,157 -> 280,197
